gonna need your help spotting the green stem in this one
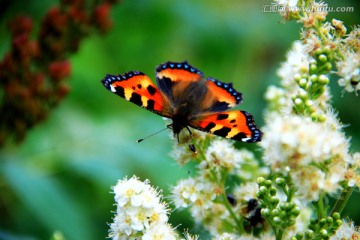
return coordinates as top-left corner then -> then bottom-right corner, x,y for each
317,191 -> 326,219
276,229 -> 283,240
222,192 -> 244,234
331,186 -> 355,215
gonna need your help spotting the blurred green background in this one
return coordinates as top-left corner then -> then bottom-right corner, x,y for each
0,0 -> 359,239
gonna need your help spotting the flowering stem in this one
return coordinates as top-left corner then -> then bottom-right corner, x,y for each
274,228 -> 283,240
317,191 -> 326,219
221,191 -> 244,234
330,186 -> 354,215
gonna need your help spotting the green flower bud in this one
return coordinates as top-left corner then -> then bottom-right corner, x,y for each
272,209 -> 280,216
305,230 -> 314,238
298,89 -> 308,99
305,99 -> 313,107
320,229 -> 328,237
311,112 -> 319,121
294,98 -> 303,106
295,232 -> 304,240
261,208 -> 270,217
257,177 -> 266,185
318,54 -> 327,63
256,190 -> 264,198
318,115 -> 326,122
310,74 -> 318,83
279,210 -> 286,218
318,74 -> 329,84
320,218 -> 327,226
332,212 -> 340,220
291,206 -> 301,216
324,45 -> 331,54
287,202 -> 295,210
299,78 -> 308,88
315,48 -> 323,56
265,180 -> 273,187
270,196 -> 280,205
326,217 -> 333,224
310,64 -> 317,72
288,217 -> 296,226
270,187 -> 277,196
259,186 -> 267,193
335,219 -> 343,226
275,177 -> 285,186
294,74 -> 301,82
325,62 -> 332,71
273,216 -> 281,224
279,202 -> 287,210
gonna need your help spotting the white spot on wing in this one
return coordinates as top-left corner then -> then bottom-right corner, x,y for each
110,84 -> 116,92
242,137 -> 252,142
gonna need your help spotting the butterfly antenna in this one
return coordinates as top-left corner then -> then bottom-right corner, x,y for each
137,125 -> 172,143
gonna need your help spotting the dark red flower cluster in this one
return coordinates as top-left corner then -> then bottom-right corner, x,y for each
0,0 -> 119,147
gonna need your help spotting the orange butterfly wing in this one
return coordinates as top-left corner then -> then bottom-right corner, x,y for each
205,77 -> 243,111
190,110 -> 262,142
101,71 -> 171,117
155,61 -> 204,99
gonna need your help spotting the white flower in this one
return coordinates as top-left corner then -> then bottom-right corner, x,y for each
142,223 -> 178,240
202,139 -> 241,172
113,176 -> 150,207
109,176 -> 172,239
171,177 -> 215,209
171,177 -> 230,236
260,114 -> 350,200
345,153 -> 360,188
277,41 -> 311,88
182,230 -> 199,240
301,28 -> 322,53
212,232 -> 239,240
344,26 -> 360,52
300,2 -> 328,27
336,50 -> 360,94
233,182 -> 259,203
109,213 -> 133,237
330,220 -> 360,240
261,114 -> 350,167
274,0 -> 298,7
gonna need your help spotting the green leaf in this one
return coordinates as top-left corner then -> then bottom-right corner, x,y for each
2,161 -> 95,240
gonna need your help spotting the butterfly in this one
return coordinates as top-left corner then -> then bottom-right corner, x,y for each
101,61 -> 262,143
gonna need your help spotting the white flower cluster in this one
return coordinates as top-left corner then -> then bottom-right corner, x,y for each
261,114 -> 350,200
109,176 -> 177,240
337,50 -> 360,94
169,130 -> 268,237
277,41 -> 310,88
172,176 -> 216,216
172,176 -> 230,236
212,232 -> 239,240
200,139 -> 245,176
330,220 -> 360,240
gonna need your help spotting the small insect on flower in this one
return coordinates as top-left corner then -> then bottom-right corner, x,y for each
240,198 -> 265,230
101,61 -> 262,144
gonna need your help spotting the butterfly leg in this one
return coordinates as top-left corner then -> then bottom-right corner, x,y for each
184,126 -> 197,152
185,126 -> 192,137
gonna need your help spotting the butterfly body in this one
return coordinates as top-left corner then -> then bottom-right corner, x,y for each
168,79 -> 212,135
101,61 -> 262,142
